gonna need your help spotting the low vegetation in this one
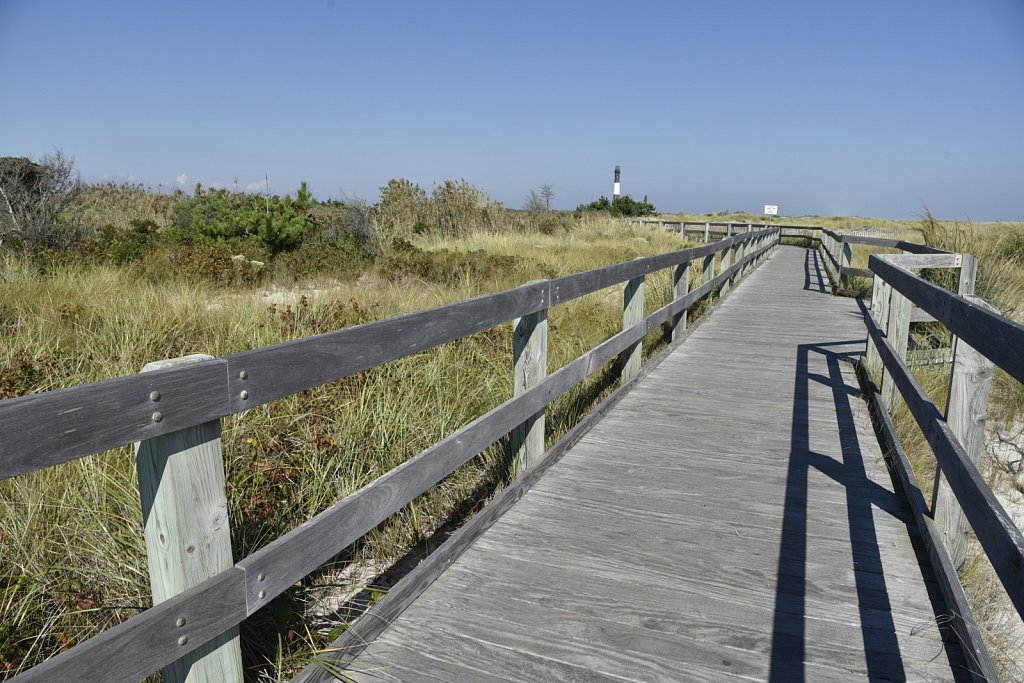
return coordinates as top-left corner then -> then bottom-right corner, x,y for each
0,155 -> 688,680
841,213 -> 1024,681
576,193 -> 657,217
1,152 -> 1020,680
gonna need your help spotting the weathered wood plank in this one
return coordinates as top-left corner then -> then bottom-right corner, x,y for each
508,303 -> 547,478
235,272 -> 735,614
136,355 -> 242,683
337,247 -> 963,682
295,285 -> 717,681
880,286 -> 912,410
670,259 -> 689,341
871,253 -> 1024,384
884,253 -> 962,269
9,569 -> 247,683
933,296 -> 997,569
0,232 -> 778,484
866,310 -> 1024,619
620,274 -> 645,383
225,282 -> 548,411
547,239 -> 729,306
856,362 -> 996,683
0,359 -> 230,479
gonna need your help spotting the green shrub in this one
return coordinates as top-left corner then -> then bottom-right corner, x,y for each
94,221 -> 157,265
175,182 -> 313,254
576,194 -> 656,217
140,243 -> 265,287
377,240 -> 533,285
275,237 -> 373,282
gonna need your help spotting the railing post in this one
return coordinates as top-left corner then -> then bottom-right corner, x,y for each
951,254 -> 978,354
702,251 -> 715,303
704,222 -> 709,242
671,260 -> 690,342
880,282 -> 912,411
720,241 -> 732,297
621,272 -> 645,383
135,354 -> 243,683
864,271 -> 887,382
839,238 -> 852,291
510,294 -> 549,478
932,275 -> 992,570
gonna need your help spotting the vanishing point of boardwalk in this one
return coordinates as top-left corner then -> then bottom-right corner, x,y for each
326,247 -> 970,682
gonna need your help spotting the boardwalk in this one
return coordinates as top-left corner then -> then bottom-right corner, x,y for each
320,247 -> 970,682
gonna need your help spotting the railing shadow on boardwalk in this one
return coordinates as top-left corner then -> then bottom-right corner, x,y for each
803,249 -> 827,293
767,339 -> 963,682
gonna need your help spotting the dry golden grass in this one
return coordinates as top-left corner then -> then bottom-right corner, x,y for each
0,215 -> 701,679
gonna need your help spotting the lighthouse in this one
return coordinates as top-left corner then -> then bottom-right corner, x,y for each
613,165 -> 621,202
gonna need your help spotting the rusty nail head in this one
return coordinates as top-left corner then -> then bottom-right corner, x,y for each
150,390 -> 161,402
152,411 -> 163,423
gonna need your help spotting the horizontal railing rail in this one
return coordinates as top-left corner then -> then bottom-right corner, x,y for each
861,251 -> 1024,682
818,227 -> 952,290
2,228 -> 780,682
0,232 -> 762,480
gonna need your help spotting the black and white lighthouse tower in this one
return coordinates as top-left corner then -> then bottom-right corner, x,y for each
613,165 -> 621,202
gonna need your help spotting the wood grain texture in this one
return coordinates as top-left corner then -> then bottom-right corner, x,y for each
509,305 -> 548,477
880,253 -> 962,269
670,259 -> 690,341
295,246 -> 778,682
866,309 -> 1024,620
719,242 -> 732,296
620,274 -> 645,383
0,358 -> 230,479
293,290 -> 717,682
135,356 -> 242,683
933,296 -> 997,569
880,286 -> 912,411
870,253 -> 1024,383
856,362 -> 996,683
136,356 -> 242,683
9,569 -> 247,683
336,247 -> 968,683
547,239 -> 730,306
225,281 -> 547,411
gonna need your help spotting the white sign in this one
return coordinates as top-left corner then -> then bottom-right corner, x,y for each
764,204 -> 778,215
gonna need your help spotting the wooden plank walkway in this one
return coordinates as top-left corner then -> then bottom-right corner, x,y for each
331,247 -> 971,682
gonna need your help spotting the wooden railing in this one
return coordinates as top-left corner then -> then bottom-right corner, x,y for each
817,228 -> 949,292
636,218 -> 830,244
0,228 -> 780,682
861,251 -> 1024,683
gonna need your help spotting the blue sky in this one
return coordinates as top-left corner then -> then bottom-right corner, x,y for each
2,0 -> 1022,219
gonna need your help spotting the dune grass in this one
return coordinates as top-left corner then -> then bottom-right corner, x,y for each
858,215 -> 1024,681
0,216 -> 702,680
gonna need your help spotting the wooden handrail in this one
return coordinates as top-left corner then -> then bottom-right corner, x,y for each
863,251 -> 1024,682
870,254 -> 1024,384
4,229 -> 779,682
0,230 -> 771,480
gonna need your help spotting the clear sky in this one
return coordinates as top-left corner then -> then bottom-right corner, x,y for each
2,0 -> 1022,220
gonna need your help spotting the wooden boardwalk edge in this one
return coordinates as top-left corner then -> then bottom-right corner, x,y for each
291,251 -> 759,683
